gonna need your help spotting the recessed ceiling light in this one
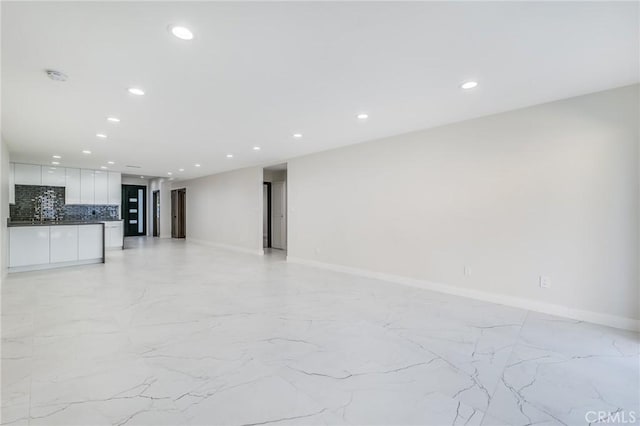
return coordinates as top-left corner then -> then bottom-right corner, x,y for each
128,87 -> 145,96
194,164 -> 201,167
100,166 -> 108,170
96,133 -> 107,139
51,161 -> 60,165
169,25 -> 194,41
82,150 -> 91,154
226,154 -> 234,158
357,113 -> 369,120
293,133 -> 303,139
140,176 -> 145,179
52,155 -> 61,159
107,117 -> 120,123
107,161 -> 115,165
178,168 -> 184,172
167,172 -> 173,175
253,146 -> 261,151
460,81 -> 478,90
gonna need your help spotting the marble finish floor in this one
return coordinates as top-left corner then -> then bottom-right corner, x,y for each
2,238 -> 638,426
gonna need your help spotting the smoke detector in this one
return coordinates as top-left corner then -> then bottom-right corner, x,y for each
46,69 -> 68,82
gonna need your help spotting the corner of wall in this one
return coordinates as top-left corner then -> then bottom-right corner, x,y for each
1,137 -> 10,279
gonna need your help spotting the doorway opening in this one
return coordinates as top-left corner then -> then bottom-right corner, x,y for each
122,185 -> 147,237
263,164 -> 287,254
171,188 -> 186,239
152,190 -> 160,237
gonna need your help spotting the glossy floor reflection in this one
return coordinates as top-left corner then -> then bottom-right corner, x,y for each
2,238 -> 638,425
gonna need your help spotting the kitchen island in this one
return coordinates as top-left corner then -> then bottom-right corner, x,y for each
7,220 -> 116,272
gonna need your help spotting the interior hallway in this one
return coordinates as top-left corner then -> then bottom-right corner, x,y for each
2,238 -> 638,426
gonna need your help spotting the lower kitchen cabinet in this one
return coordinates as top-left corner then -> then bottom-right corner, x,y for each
78,224 -> 103,260
104,221 -> 124,249
50,226 -> 79,263
9,227 -> 50,267
9,223 -> 105,272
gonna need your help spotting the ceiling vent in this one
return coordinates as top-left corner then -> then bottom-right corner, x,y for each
45,69 -> 68,82
125,165 -> 142,169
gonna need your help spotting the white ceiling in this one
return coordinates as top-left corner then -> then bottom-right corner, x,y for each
3,1 -> 638,180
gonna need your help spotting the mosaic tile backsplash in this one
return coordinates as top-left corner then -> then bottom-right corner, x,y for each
10,185 -> 119,221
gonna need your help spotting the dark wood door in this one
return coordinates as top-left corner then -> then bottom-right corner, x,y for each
171,188 -> 186,238
152,190 -> 160,237
122,185 -> 147,236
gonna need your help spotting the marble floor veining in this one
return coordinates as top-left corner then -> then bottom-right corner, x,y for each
2,238 -> 639,426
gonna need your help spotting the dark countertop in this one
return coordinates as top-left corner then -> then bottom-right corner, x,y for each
7,219 -> 122,227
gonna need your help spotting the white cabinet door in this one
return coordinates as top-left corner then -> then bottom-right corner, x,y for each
65,168 -> 81,204
14,163 -> 42,185
9,226 -> 50,267
107,172 -> 121,205
111,222 -> 123,248
42,167 -> 66,186
9,163 -> 15,204
50,225 -> 79,263
104,222 -> 123,249
78,224 -> 103,260
94,171 -> 108,205
80,169 -> 95,204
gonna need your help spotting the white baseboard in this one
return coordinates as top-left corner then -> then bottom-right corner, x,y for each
9,258 -> 103,273
188,238 -> 264,256
286,256 -> 639,332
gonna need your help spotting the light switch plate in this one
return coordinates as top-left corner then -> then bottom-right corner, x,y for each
539,275 -> 551,289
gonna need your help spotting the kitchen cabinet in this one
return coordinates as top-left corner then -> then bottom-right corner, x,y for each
65,168 -> 81,204
94,171 -> 109,204
10,163 -> 121,208
108,172 -> 121,205
80,169 -> 95,204
50,225 -> 79,263
78,224 -> 103,260
104,221 -> 123,249
42,166 -> 66,186
8,223 -> 105,272
9,163 -> 15,204
14,163 -> 42,185
9,226 -> 50,267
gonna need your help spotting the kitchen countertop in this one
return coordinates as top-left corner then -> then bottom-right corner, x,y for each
7,219 -> 122,227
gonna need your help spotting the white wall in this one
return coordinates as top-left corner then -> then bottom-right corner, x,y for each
175,167 -> 263,254
1,137 -> 10,277
287,84 -> 639,327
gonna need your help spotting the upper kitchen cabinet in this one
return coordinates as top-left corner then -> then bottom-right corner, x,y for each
65,168 -> 81,204
42,166 -> 66,186
14,163 -> 42,185
80,169 -> 95,204
108,172 -> 121,205
94,171 -> 109,204
10,163 -> 121,207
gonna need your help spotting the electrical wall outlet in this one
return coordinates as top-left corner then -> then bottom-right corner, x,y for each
539,275 -> 551,289
464,266 -> 471,277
